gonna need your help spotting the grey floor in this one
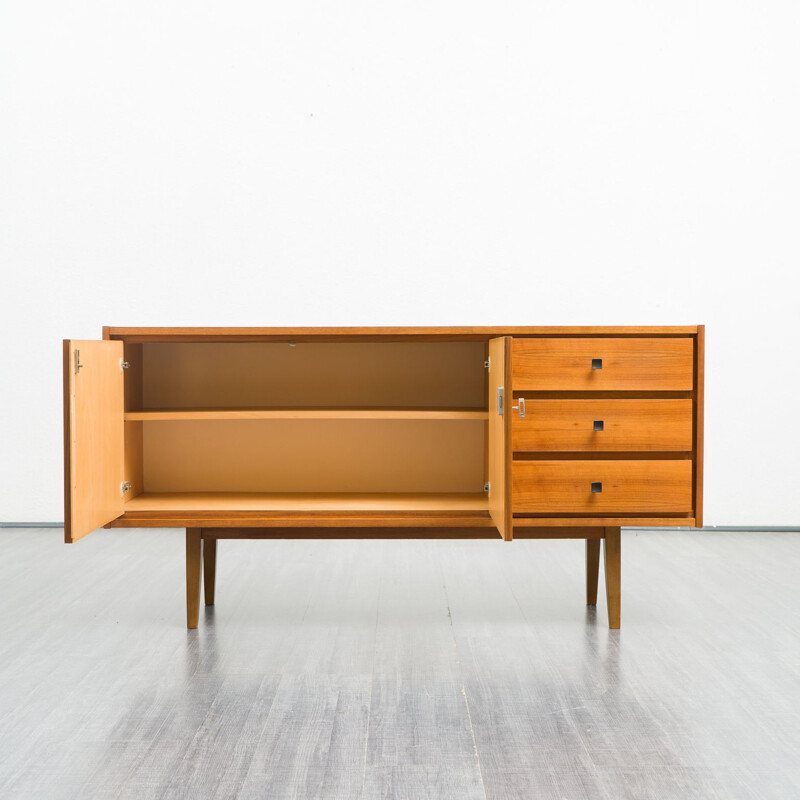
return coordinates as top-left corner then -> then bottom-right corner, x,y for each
0,529 -> 798,799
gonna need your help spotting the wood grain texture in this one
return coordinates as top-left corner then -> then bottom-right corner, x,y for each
68,326 -> 704,543
188,526 -> 605,539
126,408 -> 489,421
124,492 -> 491,512
186,528 -> 202,629
122,342 -> 142,412
488,337 -> 512,541
107,325 -> 702,342
122,342 -> 144,501
142,419 -> 485,493
142,342 -> 486,409
203,538 -> 216,606
513,451 -> 692,461
512,398 -> 693,452
63,339 -> 124,542
513,460 -> 694,514
107,512 -> 497,529
62,342 -> 71,544
123,422 -> 143,501
586,538 -> 600,605
604,526 -> 621,629
512,337 -> 695,391
110,492 -> 494,529
513,516 -> 696,527
694,326 -> 705,528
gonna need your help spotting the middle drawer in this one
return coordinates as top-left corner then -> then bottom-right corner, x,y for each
512,398 -> 693,452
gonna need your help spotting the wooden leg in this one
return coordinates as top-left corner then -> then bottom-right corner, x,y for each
186,528 -> 202,629
203,537 -> 217,606
604,526 -> 621,629
586,538 -> 600,606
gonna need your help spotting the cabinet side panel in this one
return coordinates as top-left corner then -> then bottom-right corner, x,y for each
694,326 -> 705,527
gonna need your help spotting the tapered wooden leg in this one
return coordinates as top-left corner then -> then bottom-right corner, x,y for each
186,528 -> 202,629
604,526 -> 621,629
203,537 -> 217,606
586,538 -> 601,606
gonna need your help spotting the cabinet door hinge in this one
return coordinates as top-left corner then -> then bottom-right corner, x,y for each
120,359 -> 130,372
484,357 -> 490,370
484,482 -> 490,493
120,481 -> 132,497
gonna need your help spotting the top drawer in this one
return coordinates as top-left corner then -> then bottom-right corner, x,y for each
512,338 -> 694,391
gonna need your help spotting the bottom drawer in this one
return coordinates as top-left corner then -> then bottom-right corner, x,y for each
513,460 -> 693,514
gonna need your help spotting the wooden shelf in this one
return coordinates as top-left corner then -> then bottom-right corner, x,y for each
125,408 -> 489,421
124,492 -> 490,512
113,492 -> 494,528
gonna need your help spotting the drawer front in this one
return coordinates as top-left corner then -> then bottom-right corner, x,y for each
513,460 -> 693,514
512,338 -> 694,391
512,399 -> 693,452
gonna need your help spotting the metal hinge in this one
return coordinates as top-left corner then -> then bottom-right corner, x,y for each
120,481 -> 132,497
484,357 -> 490,370
496,386 -> 504,415
75,349 -> 83,374
484,482 -> 490,493
120,359 -> 130,372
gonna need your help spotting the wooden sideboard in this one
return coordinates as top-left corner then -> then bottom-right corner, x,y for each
63,326 -> 705,629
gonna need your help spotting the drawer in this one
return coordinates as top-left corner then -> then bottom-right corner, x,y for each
512,399 -> 693,452
512,460 -> 693,514
512,338 -> 694,391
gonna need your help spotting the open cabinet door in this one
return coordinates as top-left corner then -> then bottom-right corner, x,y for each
63,340 -> 125,542
488,337 -> 512,540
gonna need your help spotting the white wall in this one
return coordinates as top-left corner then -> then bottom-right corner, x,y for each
1,1 -> 798,525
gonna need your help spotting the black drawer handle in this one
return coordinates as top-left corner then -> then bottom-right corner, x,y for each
593,420 -> 604,431
591,482 -> 603,493
591,358 -> 603,369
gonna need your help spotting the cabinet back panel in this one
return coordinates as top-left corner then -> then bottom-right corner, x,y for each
142,420 -> 485,493
141,343 -> 486,409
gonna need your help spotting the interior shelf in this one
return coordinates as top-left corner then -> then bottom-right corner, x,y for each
123,492 -> 490,512
125,408 -> 489,421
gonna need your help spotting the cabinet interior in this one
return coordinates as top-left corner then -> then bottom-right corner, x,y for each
122,341 -> 490,510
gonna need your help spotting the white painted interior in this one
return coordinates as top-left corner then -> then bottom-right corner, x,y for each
1,1 -> 798,524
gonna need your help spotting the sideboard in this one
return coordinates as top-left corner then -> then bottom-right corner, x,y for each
63,326 -> 704,629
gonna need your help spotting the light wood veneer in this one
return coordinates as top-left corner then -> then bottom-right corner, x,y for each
512,460 -> 694,514
513,338 -> 694,391
62,325 -> 704,629
512,398 -> 693,452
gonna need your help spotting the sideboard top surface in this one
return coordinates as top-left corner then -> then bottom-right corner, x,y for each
105,326 -> 702,342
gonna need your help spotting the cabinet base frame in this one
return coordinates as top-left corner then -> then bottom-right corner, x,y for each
184,526 -> 621,630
